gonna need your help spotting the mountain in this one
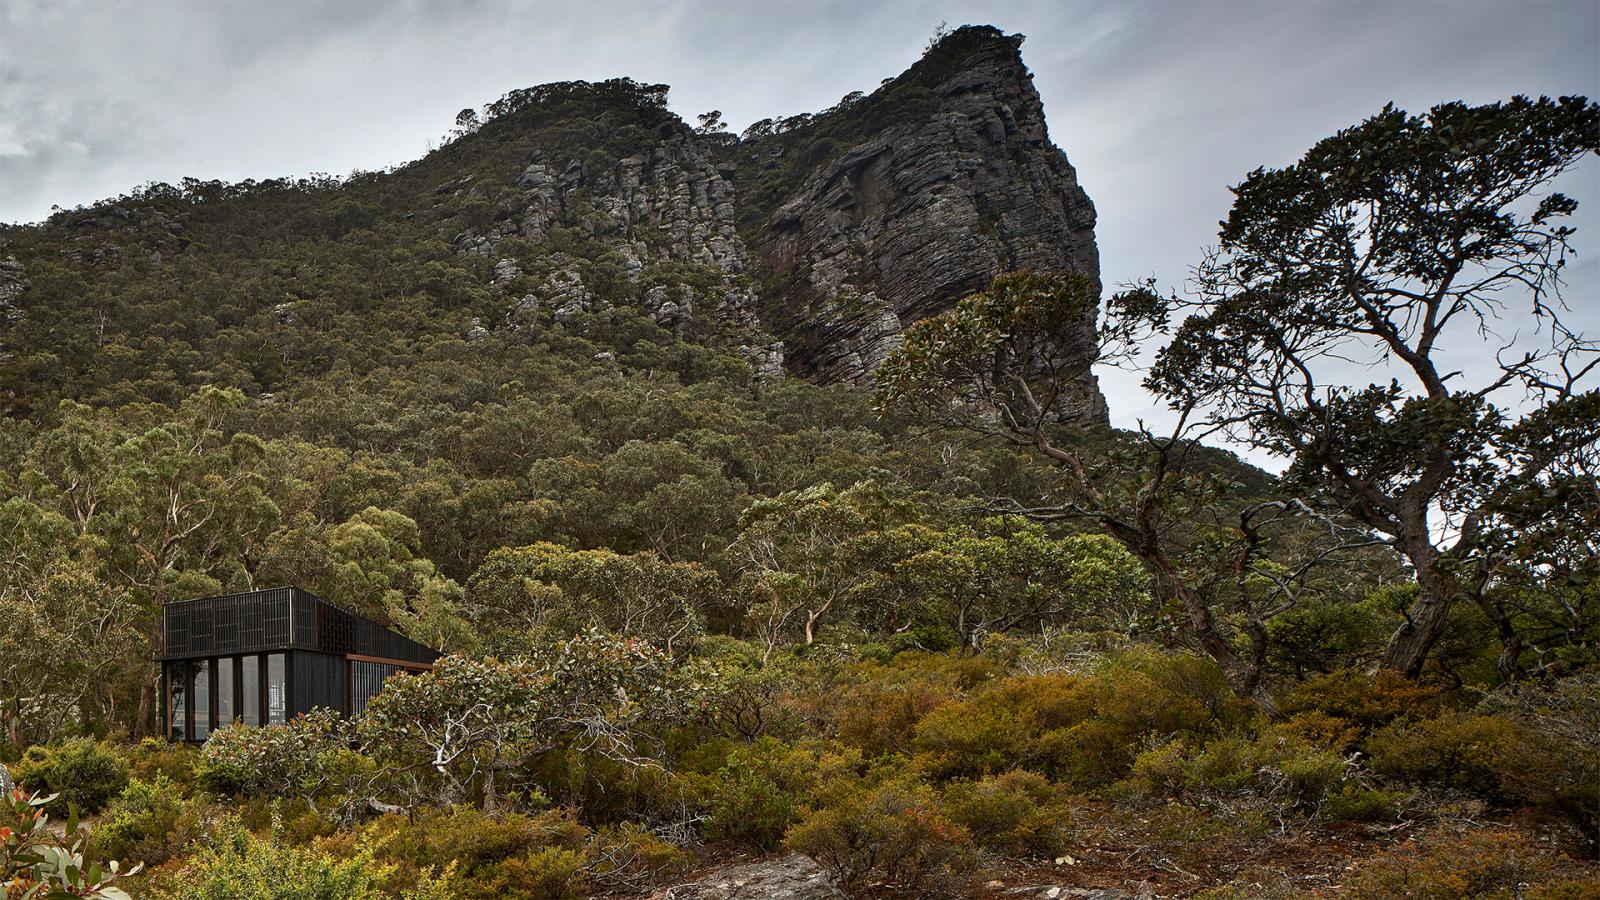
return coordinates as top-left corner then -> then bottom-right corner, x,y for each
0,25 -> 1103,422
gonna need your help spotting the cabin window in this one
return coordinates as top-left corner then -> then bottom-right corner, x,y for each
266,653 -> 287,724
241,655 -> 260,725
192,661 -> 211,740
217,657 -> 235,727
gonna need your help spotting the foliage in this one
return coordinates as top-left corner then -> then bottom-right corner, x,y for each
1147,96 -> 1600,679
89,775 -> 208,867
785,776 -> 971,887
466,542 -> 715,654
150,819 -> 388,900
12,738 -> 129,815
0,788 -> 140,899
1341,828 -> 1593,899
941,770 -> 1071,857
198,709 -> 361,806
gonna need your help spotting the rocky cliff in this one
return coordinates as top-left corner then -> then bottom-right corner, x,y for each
734,26 -> 1102,421
0,25 -> 1106,423
440,25 -> 1104,418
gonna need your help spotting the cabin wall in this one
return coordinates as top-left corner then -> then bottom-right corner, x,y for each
291,650 -> 349,717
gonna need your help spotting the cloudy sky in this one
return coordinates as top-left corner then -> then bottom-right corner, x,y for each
2,0 -> 1597,443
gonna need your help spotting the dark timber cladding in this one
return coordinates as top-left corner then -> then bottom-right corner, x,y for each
158,587 -> 440,742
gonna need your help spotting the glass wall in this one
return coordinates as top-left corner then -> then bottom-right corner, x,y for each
241,655 -> 260,726
192,662 -> 211,741
216,658 -> 234,726
267,653 -> 286,724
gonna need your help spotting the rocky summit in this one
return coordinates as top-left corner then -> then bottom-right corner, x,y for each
0,25 -> 1104,423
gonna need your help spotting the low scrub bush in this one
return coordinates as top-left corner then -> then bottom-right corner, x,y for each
126,737 -> 201,792
1127,731 -> 1359,818
585,822 -> 687,891
348,805 -> 590,899
13,737 -> 129,814
1368,711 -> 1518,797
149,820 -> 388,899
786,777 -> 971,887
941,770 -> 1071,857
89,774 -> 208,866
1341,828 -> 1594,899
1282,669 -> 1445,735
913,652 -> 1249,788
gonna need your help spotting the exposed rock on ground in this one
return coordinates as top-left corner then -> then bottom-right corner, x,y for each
648,853 -> 843,900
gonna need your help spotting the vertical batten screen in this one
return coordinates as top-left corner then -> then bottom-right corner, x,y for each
350,661 -> 400,717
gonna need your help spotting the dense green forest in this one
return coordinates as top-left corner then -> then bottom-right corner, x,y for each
0,31 -> 1597,898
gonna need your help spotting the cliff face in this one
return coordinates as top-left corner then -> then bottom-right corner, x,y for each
445,26 -> 1104,418
1,25 -> 1105,423
731,26 -> 1105,421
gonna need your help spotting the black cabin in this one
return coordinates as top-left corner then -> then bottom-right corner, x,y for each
158,587 -> 440,741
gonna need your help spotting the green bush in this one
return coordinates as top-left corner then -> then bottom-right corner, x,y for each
940,770 -> 1070,857
912,650 -> 1251,787
14,737 -> 129,814
1478,675 -> 1600,853
586,822 -> 686,891
89,774 -> 207,866
786,777 -> 971,887
704,740 -> 805,849
126,737 -> 201,793
1368,711 -> 1518,796
1126,732 -> 1352,815
1282,669 -> 1445,735
151,821 -> 388,899
1322,785 -> 1406,823
347,806 -> 590,899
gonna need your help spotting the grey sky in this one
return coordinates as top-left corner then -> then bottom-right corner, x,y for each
2,0 -> 1597,450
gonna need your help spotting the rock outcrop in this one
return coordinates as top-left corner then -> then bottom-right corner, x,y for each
649,853 -> 842,900
443,25 -> 1104,416
735,26 -> 1105,420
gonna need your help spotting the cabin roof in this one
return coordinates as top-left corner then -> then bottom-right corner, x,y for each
158,586 -> 439,665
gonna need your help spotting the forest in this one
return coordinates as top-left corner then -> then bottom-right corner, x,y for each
0,34 -> 1597,898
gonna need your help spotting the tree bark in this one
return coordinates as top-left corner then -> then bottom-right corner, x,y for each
132,669 -> 155,739
1379,565 -> 1455,678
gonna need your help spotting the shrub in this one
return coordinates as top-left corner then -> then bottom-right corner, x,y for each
786,778 -> 971,887
1322,785 -> 1406,823
126,737 -> 201,792
1479,675 -> 1600,853
704,740 -> 805,849
1368,711 -> 1519,797
910,652 -> 1249,788
14,737 -> 129,814
941,770 -> 1070,857
353,806 -> 590,899
1341,829 -> 1586,899
1126,732 -> 1354,816
198,710 -> 366,806
151,821 -> 388,899
89,774 -> 208,866
586,822 -> 686,891
1,787 -> 141,898
1282,669 -> 1445,734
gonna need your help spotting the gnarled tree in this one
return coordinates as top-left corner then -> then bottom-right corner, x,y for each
1148,95 -> 1600,678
